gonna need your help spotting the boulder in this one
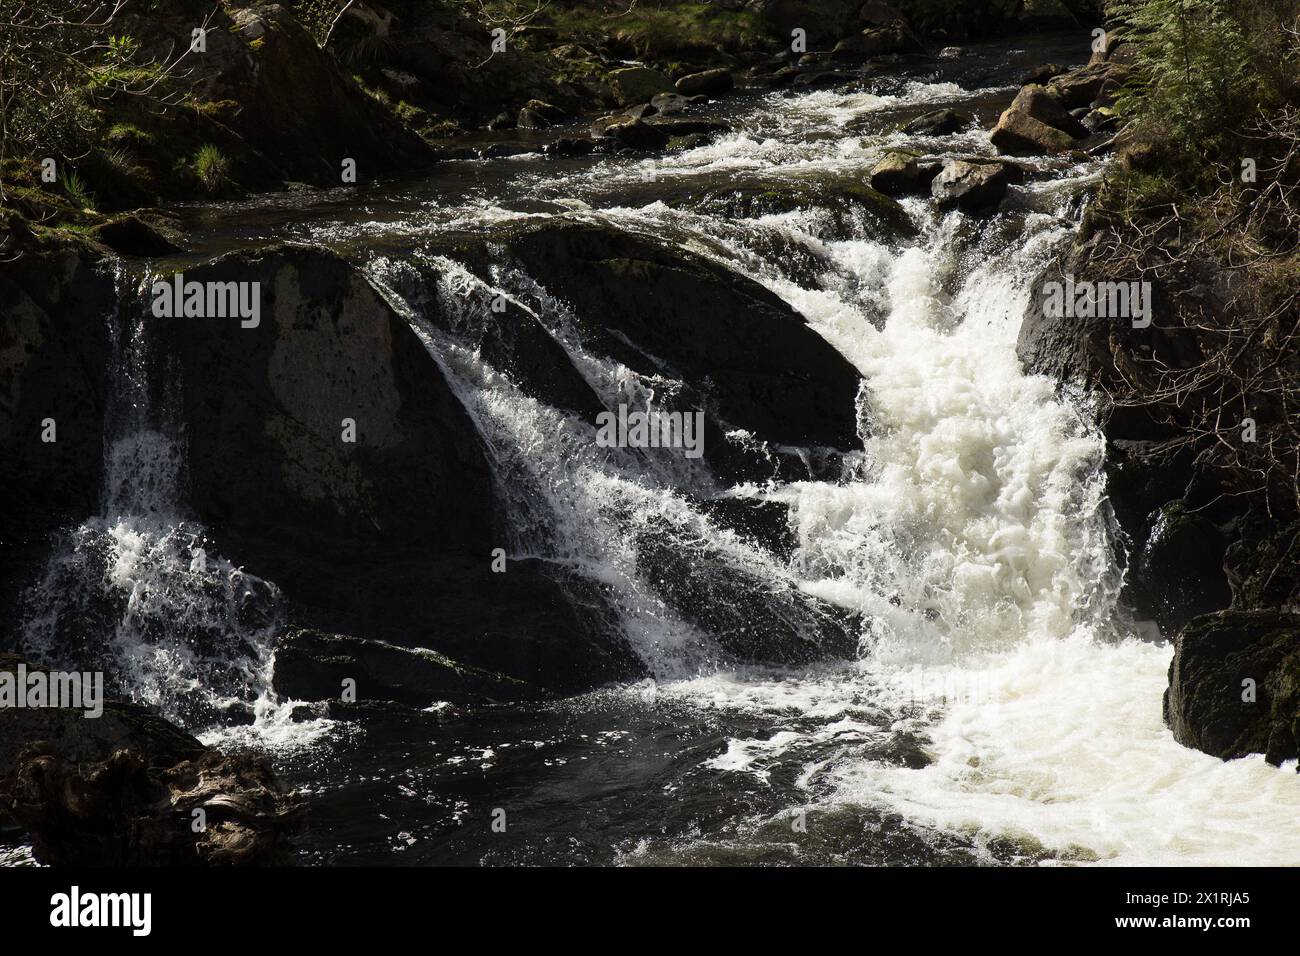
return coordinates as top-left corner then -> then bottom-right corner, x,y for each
607,66 -> 676,106
1164,612 -> 1300,765
690,177 -> 915,238
1048,62 -> 1129,110
632,523 -> 859,664
517,107 -> 552,129
675,68 -> 734,96
600,117 -> 671,151
650,92 -> 693,115
902,109 -> 972,136
154,244 -> 638,694
88,213 -> 186,257
0,655 -> 303,865
1021,63 -> 1067,86
869,151 -> 927,195
929,159 -> 1008,213
991,106 -> 1078,155
498,219 -> 866,481
991,85 -> 1086,155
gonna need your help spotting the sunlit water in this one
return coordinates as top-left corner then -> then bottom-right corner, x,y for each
8,37 -> 1298,867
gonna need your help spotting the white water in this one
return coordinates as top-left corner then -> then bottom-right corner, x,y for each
17,282 -> 329,749
15,74 -> 1298,865
355,80 -> 1300,865
555,90 -> 1300,866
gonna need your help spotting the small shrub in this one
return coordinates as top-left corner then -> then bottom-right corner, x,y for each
192,144 -> 230,192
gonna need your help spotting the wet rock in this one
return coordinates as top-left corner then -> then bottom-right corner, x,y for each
622,102 -> 659,120
517,107 -> 552,129
991,97 -> 1079,155
1137,500 -> 1234,634
631,524 -> 859,665
273,627 -> 535,706
675,68 -> 733,97
901,109 -> 972,136
480,143 -> 535,159
698,496 -> 798,560
543,137 -> 596,157
792,71 -> 859,89
523,99 -> 566,123
645,117 -> 728,138
153,244 -> 636,695
0,656 -> 303,865
832,21 -> 924,61
869,150 -> 926,195
608,66 -> 675,106
599,117 -> 671,151
498,219 -> 866,480
991,85 -> 1088,156
1021,63 -> 1067,86
0,225 -> 113,545
1048,62 -> 1129,111
929,158 -> 1008,214
487,111 -> 517,131
88,213 -> 185,257
650,92 -> 693,114
691,176 -> 915,238
1165,611 -> 1300,765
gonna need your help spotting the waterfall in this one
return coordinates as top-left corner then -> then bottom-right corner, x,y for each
17,274 -> 288,733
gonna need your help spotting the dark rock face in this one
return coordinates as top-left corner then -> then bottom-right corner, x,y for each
499,219 -> 866,480
159,245 -> 496,570
0,656 -> 303,865
930,159 -> 1008,213
631,525 -> 859,665
0,227 -> 114,544
600,117 -> 672,151
1137,501 -> 1234,635
1165,612 -> 1300,766
155,244 -> 639,695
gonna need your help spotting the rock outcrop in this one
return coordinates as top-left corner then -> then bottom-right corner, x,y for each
0,655 -> 303,865
1164,613 -> 1300,766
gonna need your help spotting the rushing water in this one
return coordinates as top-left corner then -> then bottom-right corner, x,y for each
9,36 -> 1300,867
